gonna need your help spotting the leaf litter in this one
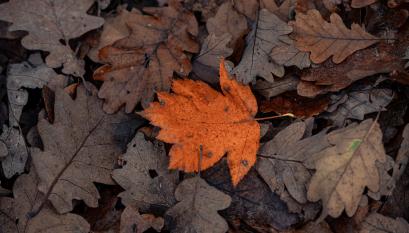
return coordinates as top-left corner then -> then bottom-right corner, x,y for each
1,0 -> 409,232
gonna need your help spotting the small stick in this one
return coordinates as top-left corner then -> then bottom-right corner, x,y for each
254,113 -> 295,121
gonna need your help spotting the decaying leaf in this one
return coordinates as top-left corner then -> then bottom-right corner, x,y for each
0,125 -> 28,178
233,9 -> 293,83
257,121 -> 330,204
307,119 -> 387,220
359,213 -> 409,233
31,83 -> 140,214
120,206 -> 164,233
112,133 -> 179,211
206,1 -> 247,47
292,9 -> 379,64
0,169 -> 90,233
282,221 -> 334,233
254,76 -> 299,98
183,0 -> 226,21
404,47 -> 409,68
88,8 -> 137,62
195,33 -> 233,69
166,177 -> 231,233
260,94 -> 329,118
297,43 -> 403,97
324,86 -> 394,127
142,60 -> 260,185
94,1 -> 199,113
7,53 -> 56,127
0,0 -> 104,76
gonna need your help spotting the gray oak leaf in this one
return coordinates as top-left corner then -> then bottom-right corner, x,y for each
360,213 -> 409,233
0,0 -> 104,76
0,125 -> 28,178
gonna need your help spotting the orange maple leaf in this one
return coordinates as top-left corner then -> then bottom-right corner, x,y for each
141,59 -> 260,185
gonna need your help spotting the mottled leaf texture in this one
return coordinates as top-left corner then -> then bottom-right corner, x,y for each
120,206 -> 164,233
307,119 -> 386,220
32,83 -> 140,214
0,0 -> 104,76
257,121 -> 330,204
0,125 -> 28,178
270,39 -> 311,69
7,53 -> 56,127
112,133 -> 179,211
166,177 -> 231,233
142,60 -> 260,186
254,76 -> 299,98
0,170 -> 90,233
325,86 -> 394,127
293,10 -> 379,64
94,0 -> 199,113
360,213 -> 409,233
233,9 -> 293,83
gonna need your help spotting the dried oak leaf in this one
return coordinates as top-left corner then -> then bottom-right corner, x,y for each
307,119 -> 387,220
270,39 -> 311,70
206,1 -> 247,47
112,133 -> 179,211
393,123 -> 409,180
297,43 -> 402,97
7,53 -> 56,127
359,213 -> 409,233
0,169 -> 90,233
31,83 -> 141,214
257,121 -> 331,204
324,85 -> 394,127
292,9 -> 379,64
195,33 -> 233,69
260,94 -> 329,118
120,206 -> 164,233
233,9 -> 293,83
0,0 -> 104,76
282,222 -> 334,233
166,177 -> 231,233
141,60 -> 260,186
94,1 -> 199,113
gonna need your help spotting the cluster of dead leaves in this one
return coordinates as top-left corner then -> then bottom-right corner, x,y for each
0,0 -> 409,232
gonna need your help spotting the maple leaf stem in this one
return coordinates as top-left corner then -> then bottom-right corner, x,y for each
254,113 -> 295,121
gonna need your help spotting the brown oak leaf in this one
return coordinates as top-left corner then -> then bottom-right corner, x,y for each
359,213 -> 409,233
94,0 -> 199,113
31,83 -> 141,214
0,0 -> 104,76
292,9 -> 379,64
120,206 -> 164,233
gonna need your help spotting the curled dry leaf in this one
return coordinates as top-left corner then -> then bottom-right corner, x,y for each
359,213 -> 409,233
297,43 -> 403,97
142,60 -> 260,186
0,0 -> 104,76
94,1 -> 199,113
307,119 -> 386,220
7,53 -> 56,127
0,169 -> 90,233
233,9 -> 293,83
292,9 -> 379,64
120,206 -> 164,233
112,133 -> 179,211
166,177 -> 231,233
31,83 -> 141,214
254,76 -> 299,99
324,86 -> 394,127
260,94 -> 329,118
0,125 -> 28,178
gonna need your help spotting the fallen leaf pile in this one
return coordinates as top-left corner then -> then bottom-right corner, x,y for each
1,0 -> 409,232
